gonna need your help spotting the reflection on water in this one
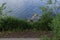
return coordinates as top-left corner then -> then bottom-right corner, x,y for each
0,0 -> 60,19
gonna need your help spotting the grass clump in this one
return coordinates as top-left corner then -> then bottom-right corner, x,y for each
0,16 -> 32,32
40,14 -> 60,40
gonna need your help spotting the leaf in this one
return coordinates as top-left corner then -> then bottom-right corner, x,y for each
47,0 -> 52,4
1,3 -> 6,10
1,3 -> 6,7
54,0 -> 56,4
40,6 -> 47,11
0,3 -> 6,15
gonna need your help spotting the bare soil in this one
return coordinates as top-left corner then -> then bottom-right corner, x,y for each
0,30 -> 52,38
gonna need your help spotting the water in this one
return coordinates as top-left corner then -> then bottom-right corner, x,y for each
0,0 -> 60,19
